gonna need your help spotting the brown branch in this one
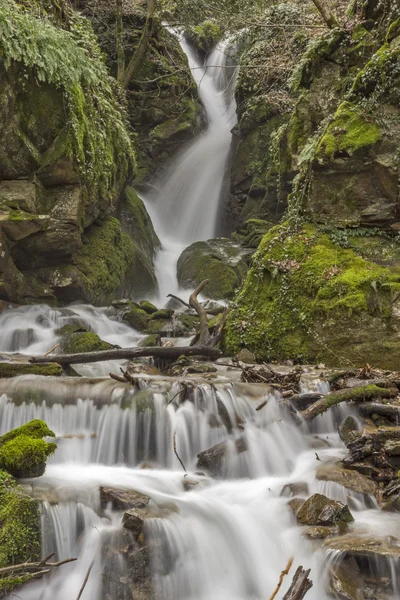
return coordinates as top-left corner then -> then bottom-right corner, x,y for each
269,557 -> 293,600
109,372 -> 128,383
282,566 -> 313,600
167,386 -> 185,406
43,343 -> 59,357
167,293 -> 190,309
121,0 -> 157,89
29,345 -> 222,366
173,432 -> 187,472
116,0 -> 125,82
76,560 -> 94,600
190,280 -> 211,347
0,556 -> 76,577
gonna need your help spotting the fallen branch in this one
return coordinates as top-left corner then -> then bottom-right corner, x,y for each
173,432 -> 187,473
301,385 -> 398,421
269,557 -> 293,600
167,386 -> 186,406
76,560 -> 94,600
167,293 -> 190,309
282,566 -> 313,600
190,280 -> 211,346
29,345 -> 222,366
358,402 -> 400,420
0,553 -> 76,580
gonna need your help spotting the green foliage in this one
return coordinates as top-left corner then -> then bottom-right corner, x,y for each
0,420 -> 55,444
0,0 -> 134,213
185,20 -> 222,53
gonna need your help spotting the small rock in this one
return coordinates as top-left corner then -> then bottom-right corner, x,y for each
100,486 -> 150,511
303,525 -> 343,540
287,497 -> 305,516
339,416 -> 360,446
183,478 -> 201,492
196,437 -> 247,476
328,559 -> 365,600
289,392 -> 323,411
148,309 -> 174,320
280,482 -> 309,498
236,349 -> 256,364
297,493 -> 354,527
140,300 -> 158,314
316,462 -> 377,497
384,440 -> 400,456
186,363 -> 217,374
123,508 -> 153,536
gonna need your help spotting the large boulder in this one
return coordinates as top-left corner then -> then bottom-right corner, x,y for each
296,493 -> 354,527
224,224 -> 400,369
177,238 -> 253,300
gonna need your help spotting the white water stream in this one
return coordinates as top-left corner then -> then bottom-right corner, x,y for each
143,35 -> 237,301
0,33 -> 399,600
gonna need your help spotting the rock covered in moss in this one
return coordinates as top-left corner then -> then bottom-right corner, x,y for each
56,324 -> 112,354
0,420 -> 56,478
123,303 -> 149,332
177,238 -> 252,300
0,362 -> 62,377
184,20 -> 222,54
224,223 -> 400,369
140,300 -> 158,314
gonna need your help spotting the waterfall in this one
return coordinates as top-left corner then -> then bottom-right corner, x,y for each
143,35 -> 237,301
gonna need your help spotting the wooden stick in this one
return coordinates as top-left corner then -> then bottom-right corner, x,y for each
269,557 -> 293,600
76,560 -> 94,600
0,556 -> 76,577
43,343 -> 60,357
173,432 -> 187,473
189,280 -> 211,346
167,387 -> 185,406
29,345 -> 222,366
167,293 -> 190,309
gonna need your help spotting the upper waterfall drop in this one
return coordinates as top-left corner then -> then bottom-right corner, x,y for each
143,35 -> 237,301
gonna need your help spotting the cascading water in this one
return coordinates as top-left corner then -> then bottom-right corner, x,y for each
143,35 -> 237,301
1,33 -> 399,600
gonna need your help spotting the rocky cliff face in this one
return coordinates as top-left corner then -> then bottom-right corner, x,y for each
225,0 -> 400,369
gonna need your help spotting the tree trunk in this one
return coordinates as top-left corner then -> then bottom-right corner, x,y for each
121,0 -> 157,89
116,0 -> 125,83
311,0 -> 340,28
282,567 -> 313,600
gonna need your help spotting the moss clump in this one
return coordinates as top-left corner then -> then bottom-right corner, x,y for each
316,101 -> 381,160
224,224 -> 400,367
75,217 -> 135,304
148,309 -> 174,320
0,362 -> 62,377
139,334 -> 161,348
61,331 -> 112,354
144,318 -> 170,335
140,301 -> 158,314
0,420 -> 56,479
123,305 -> 149,332
0,470 -> 40,568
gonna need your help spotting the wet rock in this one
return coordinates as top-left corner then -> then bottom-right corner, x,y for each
177,238 -> 252,300
280,482 -> 309,498
287,497 -> 305,516
140,300 -> 158,314
186,363 -> 217,374
296,493 -> 354,527
289,392 -> 323,411
328,558 -> 365,600
384,440 -> 400,456
339,416 -> 360,446
381,495 -> 400,512
126,361 -> 160,376
123,507 -> 154,536
303,525 -> 343,540
183,478 -> 201,492
123,303 -> 149,332
309,436 -> 331,449
148,309 -> 174,320
101,487 -> 150,511
138,334 -> 161,348
196,437 -> 247,476
236,349 -> 256,364
325,535 -> 400,561
316,462 -> 377,497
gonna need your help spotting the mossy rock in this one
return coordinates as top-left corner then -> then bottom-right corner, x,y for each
144,318 -> 171,335
138,334 -> 161,348
133,389 -> 154,413
177,238 -> 253,300
296,493 -> 354,526
123,304 -> 149,332
0,470 -> 40,575
233,219 -> 273,248
0,420 -> 56,479
148,309 -> 174,320
0,362 -> 62,377
140,300 -> 158,314
224,223 -> 400,369
60,331 -> 113,354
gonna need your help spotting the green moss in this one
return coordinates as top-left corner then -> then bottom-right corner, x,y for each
75,217 -> 135,304
224,224 -> 400,366
0,362 -> 62,377
61,331 -> 112,354
123,305 -> 149,332
140,301 -> 158,314
144,318 -> 170,334
0,1 -> 135,212
148,309 -> 174,320
139,334 -> 161,347
316,102 -> 381,160
308,384 -> 394,417
0,470 -> 40,567
185,19 -> 222,53
0,420 -> 55,444
0,436 -> 57,478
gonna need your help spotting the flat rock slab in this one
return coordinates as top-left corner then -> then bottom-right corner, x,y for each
325,535 -> 400,561
316,462 -> 377,496
100,486 -> 150,511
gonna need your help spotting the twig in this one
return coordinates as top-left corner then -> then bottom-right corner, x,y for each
167,293 -> 190,308
269,557 -> 293,600
43,343 -> 59,357
256,399 -> 268,412
109,372 -> 128,383
166,386 -> 185,406
76,560 -> 94,600
0,556 -> 76,577
173,432 -> 187,473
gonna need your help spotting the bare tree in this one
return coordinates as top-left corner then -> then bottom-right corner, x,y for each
311,0 -> 339,28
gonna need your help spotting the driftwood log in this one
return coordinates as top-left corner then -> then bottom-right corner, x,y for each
29,345 -> 222,366
282,566 -> 313,600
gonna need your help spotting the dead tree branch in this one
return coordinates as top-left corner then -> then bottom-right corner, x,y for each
121,0 -> 157,89
190,280 -> 211,346
76,560 -> 94,600
173,432 -> 187,472
282,566 -> 313,600
0,554 -> 76,582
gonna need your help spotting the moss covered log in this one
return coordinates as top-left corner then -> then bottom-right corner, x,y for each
0,362 -> 62,377
301,385 -> 398,421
